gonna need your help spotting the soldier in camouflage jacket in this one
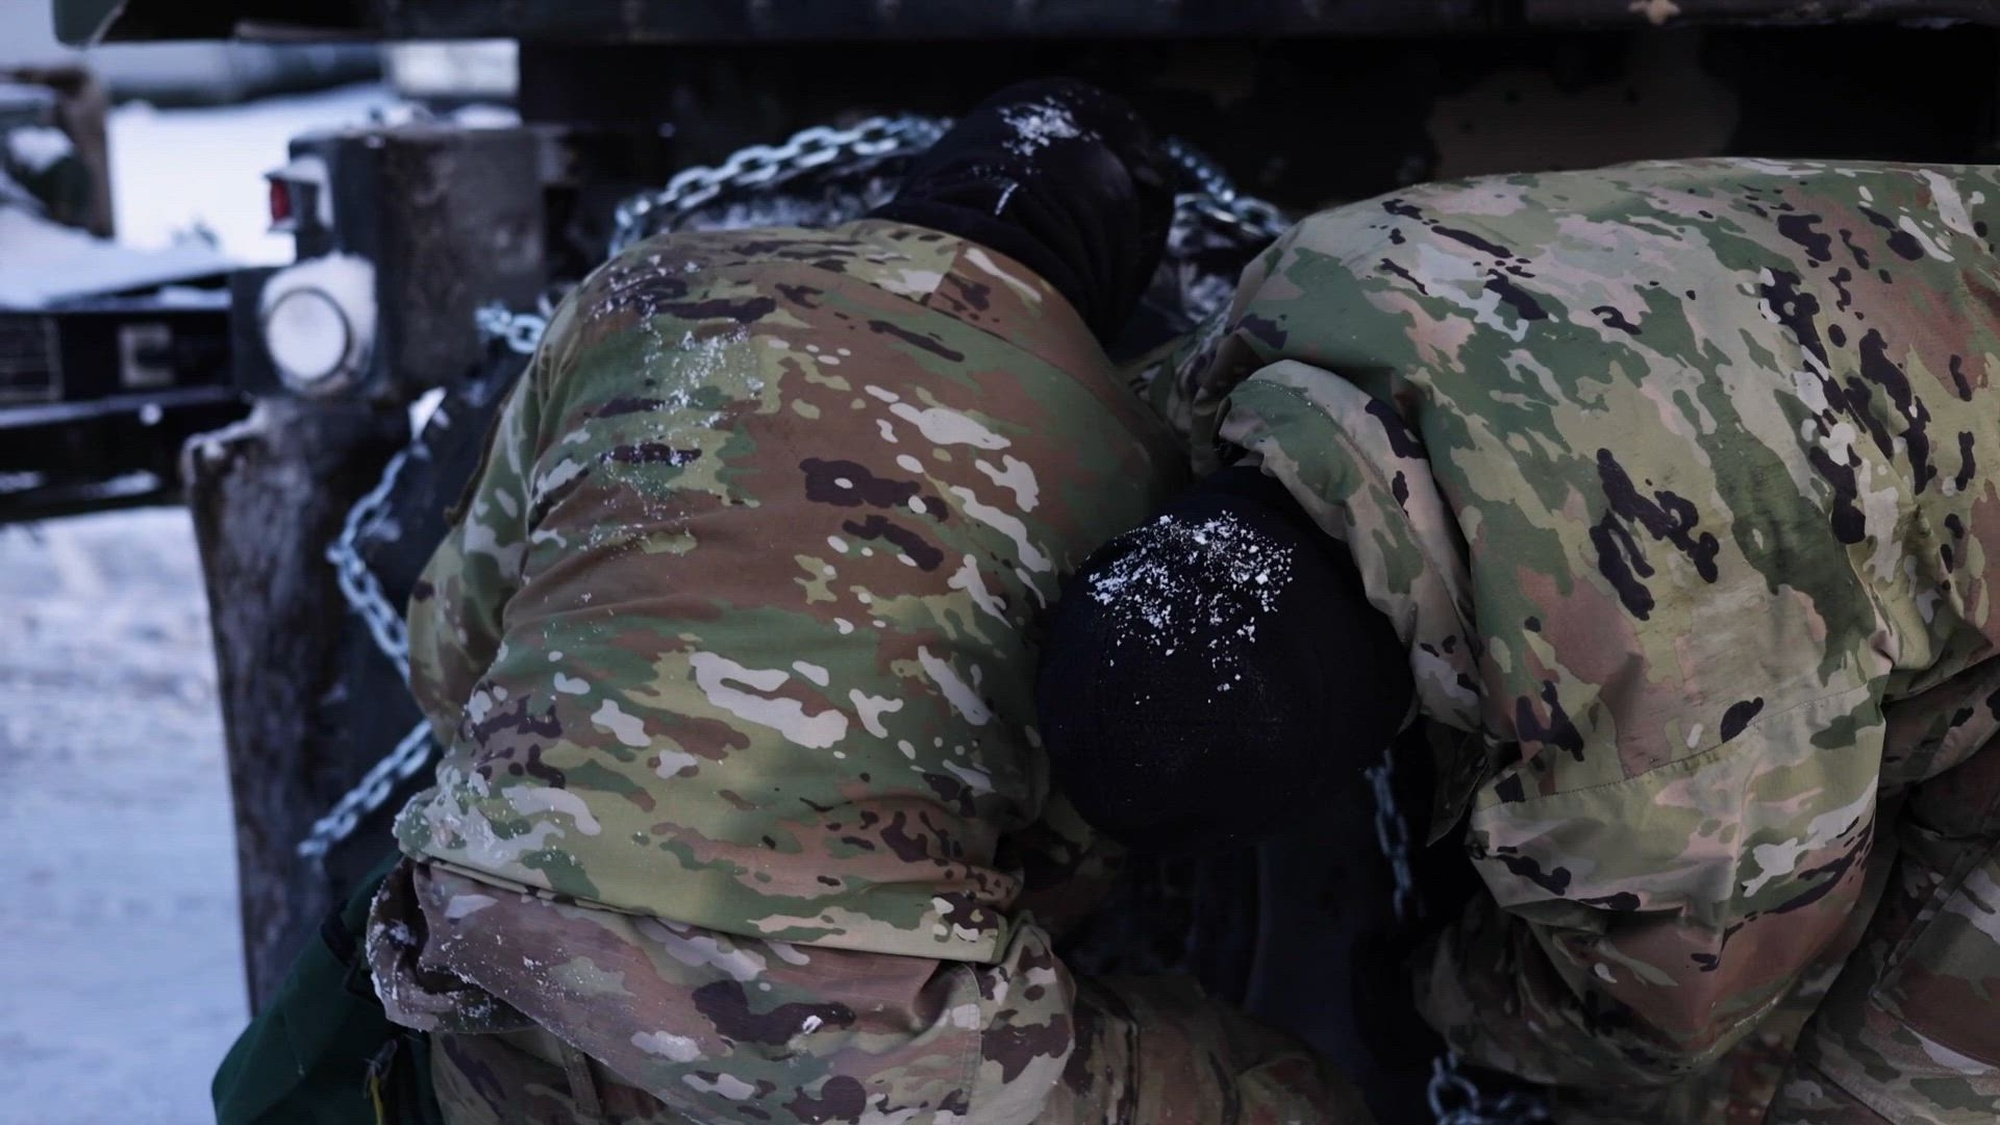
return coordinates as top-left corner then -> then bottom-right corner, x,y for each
1058,159 -> 2000,1124
365,81 -> 1366,1125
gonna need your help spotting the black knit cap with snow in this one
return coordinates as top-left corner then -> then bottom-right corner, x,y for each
1036,466 -> 1414,855
868,78 -> 1173,345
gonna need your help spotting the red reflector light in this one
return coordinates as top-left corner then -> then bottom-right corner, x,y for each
269,179 -> 292,226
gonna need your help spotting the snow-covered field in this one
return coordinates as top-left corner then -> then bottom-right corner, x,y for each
0,83 -> 404,1125
0,514 -> 241,1124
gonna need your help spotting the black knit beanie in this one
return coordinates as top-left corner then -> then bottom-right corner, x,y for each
869,78 -> 1174,345
1036,465 -> 1415,854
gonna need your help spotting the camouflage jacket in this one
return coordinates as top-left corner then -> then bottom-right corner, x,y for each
1161,159 -> 2000,1124
370,221 -> 1365,1124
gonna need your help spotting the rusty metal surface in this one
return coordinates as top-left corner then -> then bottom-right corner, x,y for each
183,399 -> 405,1010
370,128 -> 548,394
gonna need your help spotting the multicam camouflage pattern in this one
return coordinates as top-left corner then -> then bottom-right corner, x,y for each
371,219 -> 1362,1123
1161,159 -> 2000,1123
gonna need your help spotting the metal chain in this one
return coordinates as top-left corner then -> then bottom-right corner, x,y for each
1160,134 -> 1292,243
609,114 -> 953,257
326,444 -> 419,686
308,297 -> 560,858
612,112 -> 1292,260
307,438 -> 440,859
1175,191 -> 1291,243
1429,1053 -> 1554,1125
1365,741 -> 1551,1122
297,720 -> 435,858
460,121 -> 1294,362
475,303 -> 546,356
1371,751 -> 1552,1123
1365,745 -> 1420,925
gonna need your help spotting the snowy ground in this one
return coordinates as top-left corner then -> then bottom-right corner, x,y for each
0,83 -> 409,1125
0,514 -> 241,1124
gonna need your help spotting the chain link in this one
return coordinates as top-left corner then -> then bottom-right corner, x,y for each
475,303 -> 547,355
1362,739 -> 1553,1122
1365,745 -> 1420,926
609,115 -> 953,257
1429,1053 -> 1554,1125
308,439 -> 441,859
472,120 -> 1292,365
297,720 -> 435,858
1371,755 -> 1551,1123
1368,742 -> 1551,1122
326,445 -> 419,686
308,302 -> 562,858
1160,134 -> 1293,243
1174,191 -> 1291,243
612,113 -> 1293,260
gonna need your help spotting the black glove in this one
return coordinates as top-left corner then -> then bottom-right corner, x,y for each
870,77 -> 1174,346
1036,465 -> 1414,855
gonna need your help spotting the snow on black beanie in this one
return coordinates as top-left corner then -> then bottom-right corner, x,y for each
1036,465 -> 1414,854
870,77 -> 1173,346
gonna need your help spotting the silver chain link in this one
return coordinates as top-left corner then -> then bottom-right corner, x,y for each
326,445 -> 418,687
303,293 -> 567,856
1372,759 -> 1551,1123
472,117 -> 1293,367
609,115 -> 953,257
1366,743 -> 1552,1122
1160,134 -> 1292,242
297,719 -> 434,859
1429,1053 -> 1554,1125
459,117 -> 1293,368
1176,191 -> 1290,243
475,303 -> 546,356
305,440 -> 438,859
1366,745 -> 1420,926
612,113 -> 1293,263
1370,743 -> 1551,1122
